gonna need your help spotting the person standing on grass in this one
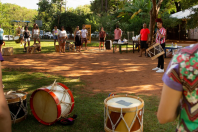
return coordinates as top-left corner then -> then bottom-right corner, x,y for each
23,26 -> 31,52
0,25 -> 4,53
139,23 -> 150,57
114,25 -> 122,50
52,25 -> 60,46
99,27 -> 106,50
58,26 -> 68,53
81,25 -> 88,50
0,53 -> 12,132
32,24 -> 40,44
74,26 -> 81,52
152,18 -> 166,73
20,26 -> 24,46
157,43 -> 198,132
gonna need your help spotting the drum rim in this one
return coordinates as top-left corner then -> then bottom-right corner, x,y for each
30,82 -> 75,126
104,95 -> 144,112
12,114 -> 27,124
30,88 -> 62,125
5,91 -> 27,104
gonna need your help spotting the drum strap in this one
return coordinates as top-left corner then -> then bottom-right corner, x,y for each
10,96 -> 28,124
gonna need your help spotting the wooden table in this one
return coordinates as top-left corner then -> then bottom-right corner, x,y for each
112,43 -> 128,54
164,46 -> 182,58
128,41 -> 140,53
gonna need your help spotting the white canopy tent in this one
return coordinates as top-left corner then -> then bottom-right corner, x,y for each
170,5 -> 198,19
170,5 -> 198,40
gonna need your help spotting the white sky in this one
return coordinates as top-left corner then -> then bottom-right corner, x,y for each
1,0 -> 91,10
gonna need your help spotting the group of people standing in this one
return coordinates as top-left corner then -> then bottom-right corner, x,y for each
53,25 -> 89,53
16,23 -> 41,52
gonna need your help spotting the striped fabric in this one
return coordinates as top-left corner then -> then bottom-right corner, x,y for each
156,27 -> 166,44
0,28 -> 4,40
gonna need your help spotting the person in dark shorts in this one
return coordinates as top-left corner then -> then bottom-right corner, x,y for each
99,27 -> 106,50
23,26 -> 31,52
139,23 -> 150,57
0,24 -> 4,53
74,26 -> 81,52
81,25 -> 88,50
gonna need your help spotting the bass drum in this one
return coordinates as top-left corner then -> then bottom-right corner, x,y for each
4,91 -> 28,124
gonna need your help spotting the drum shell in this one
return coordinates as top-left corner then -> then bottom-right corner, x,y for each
146,43 -> 165,60
30,82 -> 75,125
104,95 -> 144,132
5,91 -> 28,124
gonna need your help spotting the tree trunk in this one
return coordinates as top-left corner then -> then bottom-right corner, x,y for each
149,0 -> 163,43
101,0 -> 103,12
105,0 -> 108,12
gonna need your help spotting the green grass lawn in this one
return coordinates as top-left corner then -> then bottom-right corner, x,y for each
2,68 -> 178,132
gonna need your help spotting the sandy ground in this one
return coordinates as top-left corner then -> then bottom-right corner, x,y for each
2,47 -> 172,97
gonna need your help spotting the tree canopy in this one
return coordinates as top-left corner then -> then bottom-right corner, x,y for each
0,2 -> 37,34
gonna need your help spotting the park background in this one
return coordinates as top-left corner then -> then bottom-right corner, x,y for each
0,0 -> 198,132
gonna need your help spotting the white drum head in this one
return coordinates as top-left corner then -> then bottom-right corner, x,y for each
14,36 -> 19,40
33,91 -> 57,123
107,97 -> 141,108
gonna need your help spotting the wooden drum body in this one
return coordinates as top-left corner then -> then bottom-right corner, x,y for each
146,43 -> 165,60
104,95 -> 144,132
5,91 -> 28,124
14,36 -> 21,43
30,82 -> 75,125
2,47 -> 13,56
55,45 -> 60,52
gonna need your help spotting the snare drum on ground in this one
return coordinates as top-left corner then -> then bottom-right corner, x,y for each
30,81 -> 75,125
104,95 -> 144,132
4,91 -> 28,124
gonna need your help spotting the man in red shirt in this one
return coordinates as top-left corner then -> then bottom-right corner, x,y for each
139,23 -> 150,57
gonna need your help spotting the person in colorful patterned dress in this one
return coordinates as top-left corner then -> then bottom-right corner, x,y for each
157,44 -> 198,131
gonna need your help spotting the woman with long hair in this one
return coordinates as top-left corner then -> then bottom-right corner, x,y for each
58,26 -> 67,53
23,26 -> 31,52
74,26 -> 81,52
32,24 -> 40,44
99,27 -> 106,50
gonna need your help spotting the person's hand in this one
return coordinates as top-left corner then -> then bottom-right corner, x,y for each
147,40 -> 149,44
157,30 -> 160,34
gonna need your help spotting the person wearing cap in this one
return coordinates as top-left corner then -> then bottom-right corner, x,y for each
0,53 -> 11,132
152,18 -> 166,73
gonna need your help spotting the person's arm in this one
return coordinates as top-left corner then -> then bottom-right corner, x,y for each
157,29 -> 165,38
119,30 -> 122,39
52,29 -> 54,36
157,83 -> 182,124
0,61 -> 12,132
86,30 -> 88,39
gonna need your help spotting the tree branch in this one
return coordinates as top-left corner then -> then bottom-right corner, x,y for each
157,0 -> 163,10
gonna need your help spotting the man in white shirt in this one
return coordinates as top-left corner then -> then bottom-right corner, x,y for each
81,25 -> 88,50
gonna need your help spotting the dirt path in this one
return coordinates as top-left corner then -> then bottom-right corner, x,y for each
2,48 -> 172,97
